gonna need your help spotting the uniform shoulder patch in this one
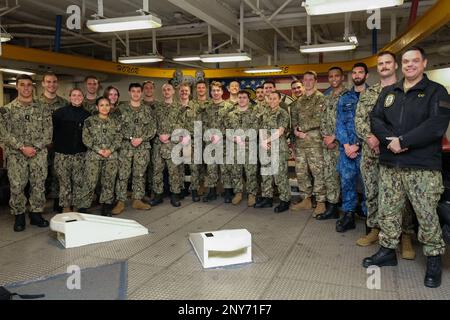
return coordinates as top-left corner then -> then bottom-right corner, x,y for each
384,93 -> 395,108
0,107 -> 6,115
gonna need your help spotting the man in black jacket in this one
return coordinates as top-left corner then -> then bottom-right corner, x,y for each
363,46 -> 450,288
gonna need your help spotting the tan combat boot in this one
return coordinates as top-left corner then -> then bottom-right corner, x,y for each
247,194 -> 256,207
290,197 -> 312,211
313,202 -> 326,217
232,192 -> 242,205
112,201 -> 125,215
401,233 -> 416,260
356,228 -> 380,246
63,207 -> 72,213
132,199 -> 151,210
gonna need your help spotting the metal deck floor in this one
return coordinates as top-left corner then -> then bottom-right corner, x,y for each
0,199 -> 449,300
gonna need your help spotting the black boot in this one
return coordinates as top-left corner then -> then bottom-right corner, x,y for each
203,187 -> 217,202
150,193 -> 164,206
274,201 -> 290,213
171,193 -> 181,207
224,188 -> 233,203
29,212 -> 49,228
316,202 -> 339,220
101,204 -> 113,217
336,212 -> 356,232
362,246 -> 398,268
311,195 -> 317,209
14,213 -> 26,232
254,197 -> 273,208
53,198 -> 63,213
192,190 -> 200,202
424,255 -> 442,288
78,208 -> 88,213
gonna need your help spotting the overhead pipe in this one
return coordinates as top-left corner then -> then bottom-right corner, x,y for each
390,13 -> 397,41
408,0 -> 420,27
269,0 -> 293,21
240,0 -> 244,52
243,0 -> 297,50
372,28 -> 378,54
54,15 -> 62,52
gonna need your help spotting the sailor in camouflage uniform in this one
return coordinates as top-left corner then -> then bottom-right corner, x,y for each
202,81 -> 234,202
0,75 -> 52,232
355,51 -> 416,259
112,83 -> 156,214
255,92 -> 291,213
178,83 -> 205,202
83,75 -> 100,114
150,83 -> 184,207
224,91 -> 260,207
290,72 -> 327,216
316,67 -> 345,221
39,72 -> 68,213
364,47 -> 450,288
79,97 -> 122,216
142,80 -> 158,198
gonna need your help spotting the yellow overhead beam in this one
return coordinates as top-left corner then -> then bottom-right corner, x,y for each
0,0 -> 448,79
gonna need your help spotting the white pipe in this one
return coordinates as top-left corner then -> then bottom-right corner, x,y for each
274,33 -> 278,65
143,0 -> 149,12
126,31 -> 130,56
112,37 -> 116,62
97,0 -> 104,17
208,24 -> 212,52
306,14 -> 311,45
152,29 -> 157,53
390,13 -> 397,41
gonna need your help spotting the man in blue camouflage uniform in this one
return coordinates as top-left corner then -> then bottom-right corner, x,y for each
335,63 -> 369,232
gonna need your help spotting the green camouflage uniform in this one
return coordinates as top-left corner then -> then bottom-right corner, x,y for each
79,115 -> 122,207
355,83 -> 415,233
143,100 -> 158,195
83,98 -> 98,115
38,94 -> 68,200
0,99 -> 52,215
320,90 -> 344,204
54,153 -> 85,208
259,107 -> 291,202
291,90 -> 326,202
379,166 -> 444,256
203,100 -> 234,188
152,101 -> 183,194
224,106 -> 260,195
179,100 -> 205,192
116,103 -> 156,201
252,101 -> 267,117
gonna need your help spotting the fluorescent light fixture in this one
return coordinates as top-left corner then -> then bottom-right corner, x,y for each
303,0 -> 404,15
200,52 -> 252,63
87,14 -> 162,33
8,82 -> 16,86
0,68 -> 35,75
118,54 -> 164,64
300,42 -> 356,53
0,33 -> 12,42
244,68 -> 283,74
172,55 -> 201,62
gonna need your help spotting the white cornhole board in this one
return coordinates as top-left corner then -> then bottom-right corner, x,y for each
189,229 -> 252,268
50,212 -> 149,248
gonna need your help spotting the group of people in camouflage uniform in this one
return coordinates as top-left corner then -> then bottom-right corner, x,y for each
0,46 -> 448,288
